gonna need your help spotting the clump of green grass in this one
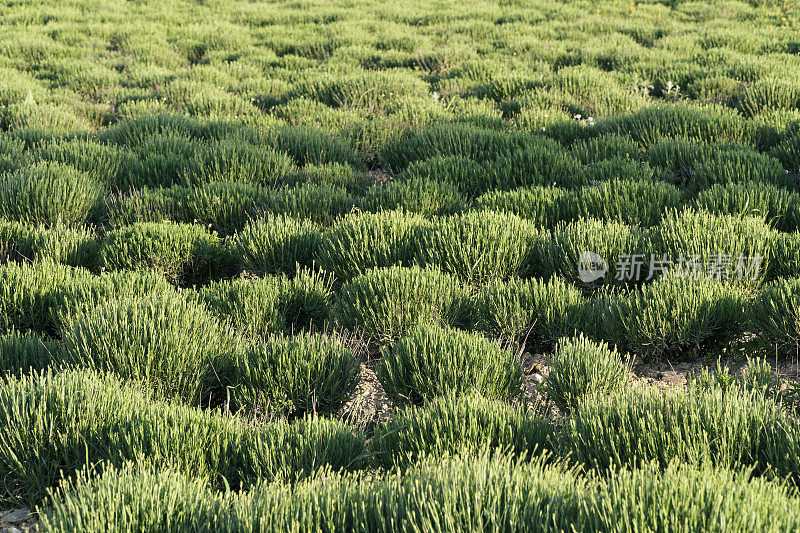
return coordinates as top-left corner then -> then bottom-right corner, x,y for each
534,218 -> 646,287
583,462 -> 800,532
379,123 -> 528,172
377,324 -> 522,406
693,182 -> 800,233
100,221 -> 229,285
233,214 -> 321,276
0,369 -> 366,506
569,133 -> 640,164
261,124 -> 365,169
370,391 -> 553,469
751,277 -> 800,354
361,177 -> 464,218
43,451 -> 585,532
317,209 -> 426,281
197,269 -> 332,338
0,162 -> 103,227
182,181 -> 272,236
332,265 -> 470,347
29,137 -> 139,189
652,209 -> 773,286
62,294 -> 226,404
0,331 -> 58,379
265,182 -> 356,226
183,138 -> 297,187
599,274 -> 747,360
476,276 -> 588,351
473,185 -> 577,227
101,186 -> 188,229
565,385 -> 789,475
40,464 -> 230,533
543,334 -> 630,414
689,149 -> 790,191
596,104 -> 771,149
0,220 -> 99,268
227,332 -> 360,416
483,138 -> 585,190
398,156 -> 491,198
575,179 -> 682,227
412,210 -> 540,285
770,122 -> 800,171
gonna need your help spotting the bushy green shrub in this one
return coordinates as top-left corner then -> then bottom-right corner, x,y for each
377,325 -> 522,406
770,231 -> 800,279
569,133 -> 640,164
534,218 -> 646,287
596,104 -> 771,149
233,214 -> 321,276
44,451 -> 584,532
370,392 -> 552,469
0,162 -> 103,227
652,209 -> 773,286
483,140 -> 585,190
379,123 -> 529,171
739,356 -> 779,396
582,158 -> 655,184
689,149 -> 789,191
694,182 -> 800,232
644,138 -> 715,180
198,270 -> 332,338
751,278 -> 800,354
262,124 -> 365,169
30,137 -> 139,189
575,179 -> 682,227
40,453 -> 800,533
0,260 -> 95,336
599,275 -> 746,360
62,294 -> 226,403
0,369 -> 365,506
0,136 -> 25,174
265,182 -> 356,226
361,177 -> 464,217
543,334 -> 629,414
398,156 -> 491,198
583,462 -> 800,532
317,209 -> 426,281
0,331 -> 57,379
128,133 -> 199,188
100,222 -> 229,285
0,260 -> 176,337
40,465 -> 230,533
227,332 -> 359,416
332,265 -> 470,347
98,113 -> 206,147
101,186 -> 188,229
412,210 -> 539,285
0,220 -> 99,268
735,78 -> 800,117
292,70 -> 428,112
184,139 -> 298,187
473,186 -> 577,227
565,385 -> 789,475
301,161 -> 369,192
476,276 -> 588,350
182,181 -> 272,236
770,122 -> 800,171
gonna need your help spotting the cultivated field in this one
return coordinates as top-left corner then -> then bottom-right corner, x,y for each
1,0 -> 800,530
